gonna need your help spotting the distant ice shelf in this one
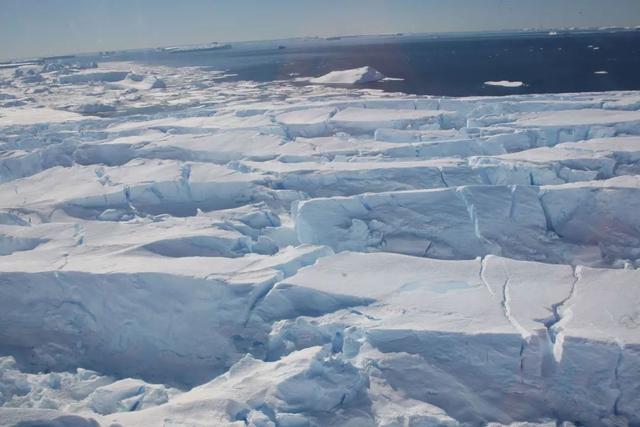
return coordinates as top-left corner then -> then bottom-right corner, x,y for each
161,42 -> 232,53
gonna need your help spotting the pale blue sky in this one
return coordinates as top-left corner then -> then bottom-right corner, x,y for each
1,0 -> 639,60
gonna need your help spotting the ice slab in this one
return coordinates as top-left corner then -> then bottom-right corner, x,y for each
58,70 -> 130,84
330,107 -> 445,133
266,251 -> 640,425
295,179 -> 640,265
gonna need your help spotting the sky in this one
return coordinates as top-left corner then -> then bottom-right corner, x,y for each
1,0 -> 639,61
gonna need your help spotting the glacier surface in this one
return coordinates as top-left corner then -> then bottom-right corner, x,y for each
0,60 -> 639,427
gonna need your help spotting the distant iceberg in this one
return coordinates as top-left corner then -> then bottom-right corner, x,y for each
162,42 -> 232,53
484,80 -> 525,88
309,66 -> 386,85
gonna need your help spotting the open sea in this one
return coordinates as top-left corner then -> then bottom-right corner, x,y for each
90,30 -> 640,97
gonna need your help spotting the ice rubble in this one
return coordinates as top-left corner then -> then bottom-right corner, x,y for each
0,356 -> 177,415
0,61 -> 639,426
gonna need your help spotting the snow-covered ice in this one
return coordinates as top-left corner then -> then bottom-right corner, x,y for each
0,61 -> 639,427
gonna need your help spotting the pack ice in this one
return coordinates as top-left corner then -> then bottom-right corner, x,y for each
0,61 -> 639,427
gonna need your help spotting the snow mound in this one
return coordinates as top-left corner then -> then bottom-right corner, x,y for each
310,66 -> 386,85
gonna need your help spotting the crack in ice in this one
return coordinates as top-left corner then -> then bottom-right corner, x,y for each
500,277 -> 531,341
479,256 -> 495,297
545,265 -> 581,363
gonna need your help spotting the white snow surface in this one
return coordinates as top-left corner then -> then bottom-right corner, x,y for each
0,61 -> 639,427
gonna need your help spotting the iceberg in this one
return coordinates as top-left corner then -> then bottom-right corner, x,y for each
309,66 -> 386,85
485,80 -> 525,88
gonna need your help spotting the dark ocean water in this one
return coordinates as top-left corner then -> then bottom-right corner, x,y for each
100,30 -> 640,97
